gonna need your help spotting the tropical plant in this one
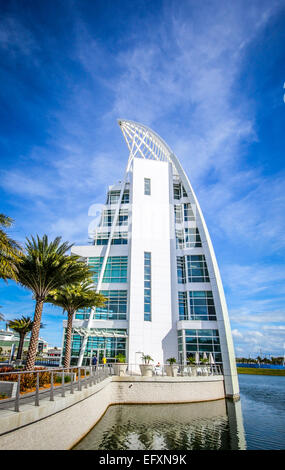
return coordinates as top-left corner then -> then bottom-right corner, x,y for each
141,354 -> 153,364
0,307 -> 4,322
200,358 -> 209,364
15,235 -> 93,370
46,281 -> 106,368
8,316 -> 43,361
166,357 -> 177,364
0,214 -> 22,281
115,353 -> 126,363
187,356 -> 196,365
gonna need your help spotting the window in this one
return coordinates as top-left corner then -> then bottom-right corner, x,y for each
144,252 -> 151,321
144,178 -> 151,195
173,184 -> 187,200
111,232 -> 128,245
173,184 -> 181,200
178,329 -> 222,364
178,292 -> 188,320
177,256 -> 186,284
88,256 -> 128,283
107,191 -> 120,204
189,291 -> 216,321
117,209 -> 128,226
101,209 -> 128,227
184,203 -> 195,222
75,308 -> 91,320
175,228 -> 202,249
186,255 -> 210,283
102,209 -> 114,226
176,229 -> 184,249
174,205 -> 183,224
122,190 -> 130,204
185,228 -> 202,248
94,290 -> 127,320
107,190 -> 129,204
94,232 -> 128,245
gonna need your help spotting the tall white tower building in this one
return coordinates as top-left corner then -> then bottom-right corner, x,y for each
64,120 -> 239,398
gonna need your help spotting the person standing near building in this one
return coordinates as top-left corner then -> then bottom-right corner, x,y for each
155,362 -> 161,375
92,355 -> 97,370
102,356 -> 107,366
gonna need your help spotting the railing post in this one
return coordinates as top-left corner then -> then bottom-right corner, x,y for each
70,368 -> 74,394
14,373 -> 20,412
61,368 -> 65,397
50,370 -> 54,401
35,372 -> 40,406
78,367 -> 81,391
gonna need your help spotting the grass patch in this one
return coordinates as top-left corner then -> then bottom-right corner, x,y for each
237,367 -> 285,376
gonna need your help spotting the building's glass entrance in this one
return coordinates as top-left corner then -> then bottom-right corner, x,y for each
68,329 -> 127,365
89,348 -> 106,364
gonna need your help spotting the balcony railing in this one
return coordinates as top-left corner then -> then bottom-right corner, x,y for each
108,363 -> 222,377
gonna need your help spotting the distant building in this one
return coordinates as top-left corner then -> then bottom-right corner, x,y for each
63,119 -> 239,398
45,348 -> 61,359
0,326 -> 48,357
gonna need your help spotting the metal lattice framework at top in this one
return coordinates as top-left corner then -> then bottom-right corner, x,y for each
118,119 -> 176,166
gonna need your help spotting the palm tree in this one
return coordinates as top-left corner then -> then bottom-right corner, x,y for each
0,214 -> 22,281
8,316 -> 44,361
46,282 -> 106,368
15,235 -> 93,370
0,307 -> 4,322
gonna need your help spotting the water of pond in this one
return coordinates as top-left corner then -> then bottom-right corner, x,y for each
73,374 -> 285,450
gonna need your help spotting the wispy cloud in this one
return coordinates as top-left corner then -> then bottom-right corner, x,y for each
0,16 -> 38,57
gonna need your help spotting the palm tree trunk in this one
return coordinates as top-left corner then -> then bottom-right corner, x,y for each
64,310 -> 74,368
25,300 -> 43,370
16,333 -> 25,360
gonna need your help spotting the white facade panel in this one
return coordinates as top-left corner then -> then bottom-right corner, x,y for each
128,158 -> 174,365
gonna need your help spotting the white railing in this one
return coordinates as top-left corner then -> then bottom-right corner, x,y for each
108,363 -> 222,377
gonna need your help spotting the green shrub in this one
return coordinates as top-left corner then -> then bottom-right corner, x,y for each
141,355 -> 153,364
115,353 -> 126,363
166,357 -> 177,364
54,374 -> 71,384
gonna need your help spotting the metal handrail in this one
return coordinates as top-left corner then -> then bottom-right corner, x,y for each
0,365 -> 107,412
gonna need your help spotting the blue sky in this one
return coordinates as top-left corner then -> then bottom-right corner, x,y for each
0,0 -> 285,357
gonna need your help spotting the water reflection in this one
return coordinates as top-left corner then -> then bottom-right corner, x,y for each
73,399 -> 246,450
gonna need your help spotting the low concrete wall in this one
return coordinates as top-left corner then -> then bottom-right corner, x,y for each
0,375 -> 225,450
112,376 -> 224,405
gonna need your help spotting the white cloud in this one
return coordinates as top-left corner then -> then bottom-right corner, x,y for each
232,329 -> 243,338
1,171 -> 53,198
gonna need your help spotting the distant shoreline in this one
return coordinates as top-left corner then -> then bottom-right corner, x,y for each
237,367 -> 285,376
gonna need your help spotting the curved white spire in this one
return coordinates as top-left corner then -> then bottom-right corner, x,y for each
118,119 -> 175,165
